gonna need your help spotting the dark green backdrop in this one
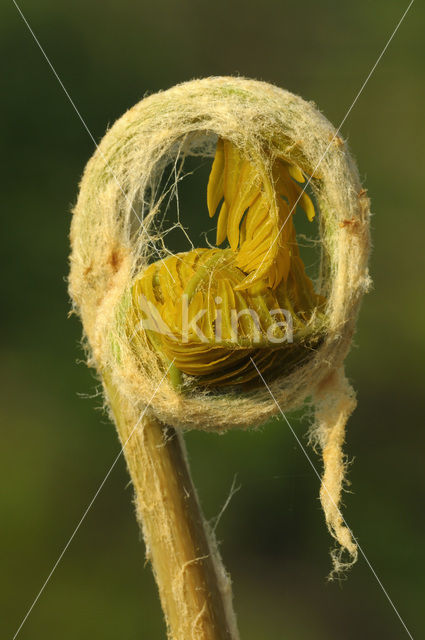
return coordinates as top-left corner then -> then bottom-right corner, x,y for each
1,1 -> 424,638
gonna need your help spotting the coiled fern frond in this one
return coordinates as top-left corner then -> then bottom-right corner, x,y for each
131,139 -> 324,388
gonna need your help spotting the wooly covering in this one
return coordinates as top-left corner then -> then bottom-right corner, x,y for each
69,76 -> 371,573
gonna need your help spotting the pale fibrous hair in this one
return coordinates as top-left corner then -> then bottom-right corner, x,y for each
69,76 -> 371,575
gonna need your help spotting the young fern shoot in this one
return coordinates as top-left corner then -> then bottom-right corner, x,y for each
70,77 -> 371,639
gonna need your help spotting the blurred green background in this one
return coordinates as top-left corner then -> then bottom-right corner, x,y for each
1,1 -> 424,638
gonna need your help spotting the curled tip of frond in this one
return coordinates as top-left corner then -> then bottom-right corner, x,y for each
70,76 -> 370,575
70,75 -> 370,428
130,139 -> 324,389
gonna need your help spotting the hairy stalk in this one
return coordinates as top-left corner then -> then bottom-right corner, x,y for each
104,373 -> 239,640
